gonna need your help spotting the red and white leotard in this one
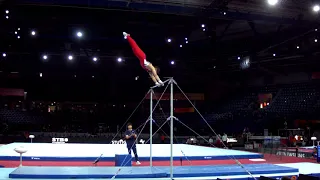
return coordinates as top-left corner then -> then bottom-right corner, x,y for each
126,36 -> 150,71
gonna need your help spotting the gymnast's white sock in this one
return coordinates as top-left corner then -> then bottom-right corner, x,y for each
123,32 -> 129,39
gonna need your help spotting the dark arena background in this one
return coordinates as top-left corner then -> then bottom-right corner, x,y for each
1,0 -> 320,179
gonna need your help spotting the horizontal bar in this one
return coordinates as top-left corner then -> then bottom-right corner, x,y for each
150,78 -> 171,89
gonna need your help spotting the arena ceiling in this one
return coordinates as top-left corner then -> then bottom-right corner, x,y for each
0,0 -> 320,84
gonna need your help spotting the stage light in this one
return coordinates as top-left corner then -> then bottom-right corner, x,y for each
273,53 -> 276,57
5,16 -> 9,19
185,41 -> 188,44
117,57 -> 122,62
17,36 -> 20,39
203,29 -> 206,31
315,39 -> 318,43
201,24 -> 205,28
39,73 -> 43,77
5,10 -> 9,14
18,28 -> 20,31
167,38 -> 172,43
2,53 -> 6,57
185,38 -> 188,40
76,31 -> 83,38
31,31 -> 36,36
240,57 -> 250,69
213,66 -> 216,69
14,31 -> 17,34
68,55 -> 73,60
74,75 -> 77,78
267,0 -> 278,6
313,5 -> 320,12
297,46 -> 300,49
223,12 -> 227,15
92,76 -> 95,78
42,55 -> 48,60
316,29 -> 318,31
93,57 -> 98,62
170,61 -> 175,65
180,45 -> 183,47
237,56 -> 241,60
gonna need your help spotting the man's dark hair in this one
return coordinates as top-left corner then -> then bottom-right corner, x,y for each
127,122 -> 132,127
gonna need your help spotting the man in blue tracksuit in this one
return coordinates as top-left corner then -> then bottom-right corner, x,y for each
125,123 -> 141,165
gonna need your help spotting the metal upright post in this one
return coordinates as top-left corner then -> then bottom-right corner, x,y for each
170,79 -> 174,179
150,89 -> 153,167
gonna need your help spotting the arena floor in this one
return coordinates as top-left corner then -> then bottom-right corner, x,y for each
0,143 -> 319,179
1,163 -> 320,179
0,143 -> 262,161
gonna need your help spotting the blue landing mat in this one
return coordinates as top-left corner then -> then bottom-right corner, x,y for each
9,164 -> 299,179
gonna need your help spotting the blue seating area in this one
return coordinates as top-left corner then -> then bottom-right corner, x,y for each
222,93 -> 257,112
1,81 -> 320,140
0,109 -> 43,124
202,82 -> 320,133
267,83 -> 320,115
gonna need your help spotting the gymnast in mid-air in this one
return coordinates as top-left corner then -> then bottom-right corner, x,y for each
123,32 -> 164,87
